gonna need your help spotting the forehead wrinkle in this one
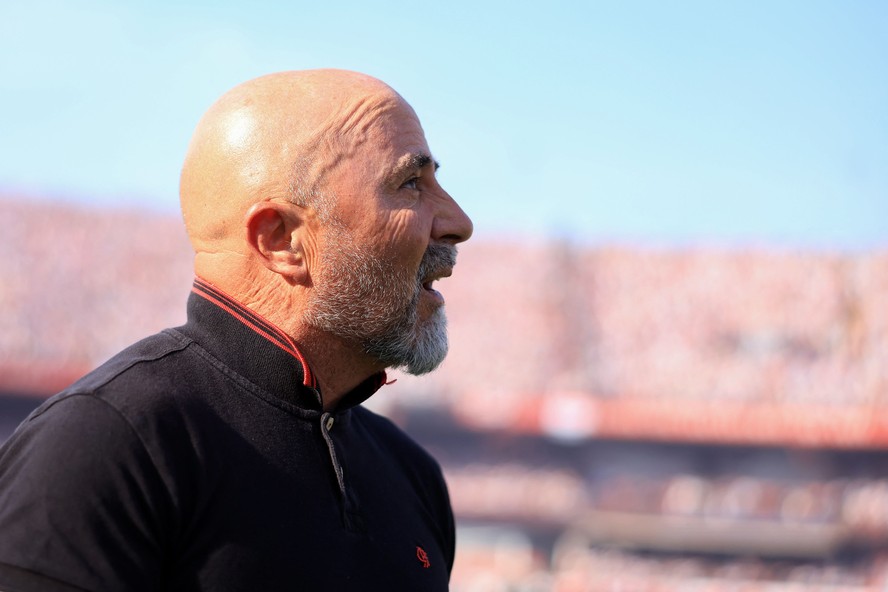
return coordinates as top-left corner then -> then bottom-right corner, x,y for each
334,93 -> 402,138
312,92 -> 402,159
293,93 -> 406,199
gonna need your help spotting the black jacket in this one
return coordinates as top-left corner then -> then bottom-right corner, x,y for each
0,279 -> 455,591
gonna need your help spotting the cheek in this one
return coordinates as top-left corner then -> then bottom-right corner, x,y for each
379,210 -> 428,258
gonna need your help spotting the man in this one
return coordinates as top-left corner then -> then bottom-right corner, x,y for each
0,69 -> 473,591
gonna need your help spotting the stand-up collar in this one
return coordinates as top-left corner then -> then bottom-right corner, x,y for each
181,278 -> 385,412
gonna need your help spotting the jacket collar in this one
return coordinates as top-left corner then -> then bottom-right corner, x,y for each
181,278 -> 385,413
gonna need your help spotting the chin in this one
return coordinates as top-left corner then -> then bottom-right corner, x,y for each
400,309 -> 449,376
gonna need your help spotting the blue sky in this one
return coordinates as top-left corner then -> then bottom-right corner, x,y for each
2,0 -> 886,248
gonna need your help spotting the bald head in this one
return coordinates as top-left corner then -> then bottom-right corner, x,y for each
179,69 -> 410,252
177,68 -> 473,400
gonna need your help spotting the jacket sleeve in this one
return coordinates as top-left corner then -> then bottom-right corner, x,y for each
0,394 -> 171,592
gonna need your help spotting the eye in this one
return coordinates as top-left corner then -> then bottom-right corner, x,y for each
401,176 -> 420,191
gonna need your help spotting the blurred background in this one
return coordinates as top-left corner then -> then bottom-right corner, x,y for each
2,0 -> 888,589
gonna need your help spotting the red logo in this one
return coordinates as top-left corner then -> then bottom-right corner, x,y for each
416,546 -> 431,569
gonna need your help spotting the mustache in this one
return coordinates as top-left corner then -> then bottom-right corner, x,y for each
418,244 -> 457,281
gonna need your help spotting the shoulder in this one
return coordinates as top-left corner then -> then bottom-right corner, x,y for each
0,327 -> 203,487
0,402 -> 168,591
0,330 -> 206,590
1,327 -> 213,503
31,327 -> 223,429
64,328 -> 193,402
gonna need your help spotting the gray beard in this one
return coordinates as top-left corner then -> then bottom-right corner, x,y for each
303,229 -> 456,376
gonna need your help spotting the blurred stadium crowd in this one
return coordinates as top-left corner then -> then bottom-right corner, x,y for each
3,196 -> 888,590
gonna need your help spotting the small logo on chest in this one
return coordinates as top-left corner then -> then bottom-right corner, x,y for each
416,546 -> 431,569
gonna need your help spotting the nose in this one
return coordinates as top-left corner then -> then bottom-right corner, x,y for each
432,189 -> 473,245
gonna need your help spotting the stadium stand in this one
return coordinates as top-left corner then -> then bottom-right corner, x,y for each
3,195 -> 888,590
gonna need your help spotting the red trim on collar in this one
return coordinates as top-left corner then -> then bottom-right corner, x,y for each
191,278 -> 316,389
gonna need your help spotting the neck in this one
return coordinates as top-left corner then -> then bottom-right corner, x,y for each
195,255 -> 383,411
288,325 -> 385,411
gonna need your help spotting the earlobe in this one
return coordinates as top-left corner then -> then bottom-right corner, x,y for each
244,201 -> 309,285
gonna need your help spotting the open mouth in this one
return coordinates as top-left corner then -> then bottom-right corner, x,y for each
420,269 -> 451,302
422,280 -> 442,302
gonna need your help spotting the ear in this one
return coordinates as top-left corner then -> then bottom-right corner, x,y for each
244,201 -> 310,285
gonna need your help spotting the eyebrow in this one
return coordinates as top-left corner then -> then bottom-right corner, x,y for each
392,152 -> 440,180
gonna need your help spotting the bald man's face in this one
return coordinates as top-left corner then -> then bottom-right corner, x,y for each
302,97 -> 472,374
